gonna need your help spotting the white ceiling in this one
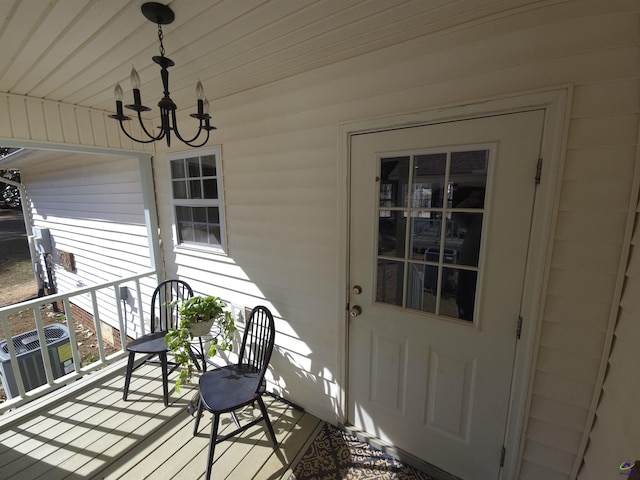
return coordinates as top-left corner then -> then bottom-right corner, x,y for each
0,0 -> 549,122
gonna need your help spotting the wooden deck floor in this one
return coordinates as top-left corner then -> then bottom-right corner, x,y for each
0,363 -> 323,480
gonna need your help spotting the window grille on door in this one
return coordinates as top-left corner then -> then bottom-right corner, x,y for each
375,149 -> 489,322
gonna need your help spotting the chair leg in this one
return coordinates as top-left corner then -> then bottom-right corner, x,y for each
205,414 -> 220,480
160,352 -> 169,407
231,411 -> 241,429
193,396 -> 204,436
199,337 -> 207,371
257,397 -> 277,447
189,344 -> 202,371
123,352 -> 135,401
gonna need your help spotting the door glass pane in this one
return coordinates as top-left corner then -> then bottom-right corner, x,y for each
409,212 -> 440,260
435,265 -> 459,318
450,150 -> 488,199
379,157 -> 410,208
376,259 -> 404,306
449,212 -> 482,267
441,267 -> 478,321
441,212 -> 462,254
407,262 -> 436,314
378,210 -> 406,258
413,153 -> 446,208
374,148 -> 487,322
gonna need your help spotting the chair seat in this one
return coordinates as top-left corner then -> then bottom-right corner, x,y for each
126,331 -> 168,354
199,364 -> 262,414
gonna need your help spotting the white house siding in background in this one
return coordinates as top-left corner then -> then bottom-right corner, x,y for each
21,154 -> 155,336
0,1 -> 638,479
155,2 -> 640,479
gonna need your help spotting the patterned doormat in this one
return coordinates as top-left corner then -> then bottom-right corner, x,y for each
288,423 -> 433,480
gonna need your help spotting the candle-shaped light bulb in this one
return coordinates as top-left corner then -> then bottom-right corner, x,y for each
196,81 -> 205,100
130,66 -> 141,89
203,98 -> 210,115
114,83 -> 123,101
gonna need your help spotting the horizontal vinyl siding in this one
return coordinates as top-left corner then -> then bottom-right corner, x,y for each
158,136 -> 341,416
578,207 -> 640,480
24,155 -> 154,334
148,0 -> 640,474
540,71 -> 639,480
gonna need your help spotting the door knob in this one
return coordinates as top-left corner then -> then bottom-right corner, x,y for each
350,305 -> 362,317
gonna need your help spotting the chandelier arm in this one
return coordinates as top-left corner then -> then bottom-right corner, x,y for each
117,120 -> 158,144
184,128 -> 211,148
170,108 -> 206,145
136,110 -> 166,141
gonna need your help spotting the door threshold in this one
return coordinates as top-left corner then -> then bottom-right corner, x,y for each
342,424 -> 462,480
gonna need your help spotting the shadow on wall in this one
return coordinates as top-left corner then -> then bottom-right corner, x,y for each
179,252 -> 341,422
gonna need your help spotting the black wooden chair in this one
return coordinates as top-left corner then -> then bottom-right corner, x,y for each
123,279 -> 193,407
193,305 -> 277,480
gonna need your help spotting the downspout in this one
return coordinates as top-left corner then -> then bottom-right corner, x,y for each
138,154 -> 166,283
0,177 -> 41,291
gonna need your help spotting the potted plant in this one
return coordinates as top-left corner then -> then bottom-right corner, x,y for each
164,295 -> 236,392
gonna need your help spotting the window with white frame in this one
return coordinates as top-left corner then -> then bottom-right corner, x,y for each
169,146 -> 226,254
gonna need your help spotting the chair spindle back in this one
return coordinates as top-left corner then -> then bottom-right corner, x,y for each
150,279 -> 194,333
238,306 -> 275,376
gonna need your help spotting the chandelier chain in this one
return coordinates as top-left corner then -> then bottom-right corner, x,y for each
157,24 -> 165,57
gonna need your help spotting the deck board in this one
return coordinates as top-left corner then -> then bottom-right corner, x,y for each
0,363 -> 321,480
253,411 -> 323,480
199,400 -> 298,480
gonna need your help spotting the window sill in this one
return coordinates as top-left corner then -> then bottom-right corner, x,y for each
174,243 -> 228,258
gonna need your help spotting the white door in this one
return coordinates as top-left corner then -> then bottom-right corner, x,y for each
348,111 -> 545,480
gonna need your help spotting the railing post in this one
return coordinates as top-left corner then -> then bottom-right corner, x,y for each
135,278 -> 146,337
0,311 -> 27,397
62,297 -> 82,373
32,307 -> 55,386
91,290 -> 107,363
115,285 -> 127,352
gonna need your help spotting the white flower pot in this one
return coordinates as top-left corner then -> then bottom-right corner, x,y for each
189,319 -> 215,337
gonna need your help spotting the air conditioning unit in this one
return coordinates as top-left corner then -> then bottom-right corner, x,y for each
0,324 -> 74,399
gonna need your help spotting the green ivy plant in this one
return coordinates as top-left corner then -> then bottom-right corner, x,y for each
164,295 -> 236,392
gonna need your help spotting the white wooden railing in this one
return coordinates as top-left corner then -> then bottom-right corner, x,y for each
0,269 -> 158,414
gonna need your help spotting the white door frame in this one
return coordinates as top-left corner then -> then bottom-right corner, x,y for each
336,88 -> 570,478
